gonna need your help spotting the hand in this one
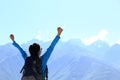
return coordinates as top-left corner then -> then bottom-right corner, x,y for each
10,34 -> 14,41
57,27 -> 63,36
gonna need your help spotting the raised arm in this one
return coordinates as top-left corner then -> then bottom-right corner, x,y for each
10,34 -> 27,60
41,27 -> 63,71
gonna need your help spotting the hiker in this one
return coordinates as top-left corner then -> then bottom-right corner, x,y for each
10,27 -> 63,80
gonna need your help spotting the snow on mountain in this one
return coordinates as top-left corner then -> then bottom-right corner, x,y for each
84,40 -> 109,53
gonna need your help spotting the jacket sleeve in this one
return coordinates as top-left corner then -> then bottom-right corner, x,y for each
41,35 -> 60,72
12,41 -> 27,60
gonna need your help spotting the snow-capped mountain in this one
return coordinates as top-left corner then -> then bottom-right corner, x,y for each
0,39 -> 120,80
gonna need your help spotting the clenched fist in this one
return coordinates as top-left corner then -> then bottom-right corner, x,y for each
10,34 -> 14,41
57,27 -> 63,37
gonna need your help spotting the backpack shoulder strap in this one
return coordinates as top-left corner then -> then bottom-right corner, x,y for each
20,66 -> 24,73
20,57 -> 29,73
46,65 -> 48,79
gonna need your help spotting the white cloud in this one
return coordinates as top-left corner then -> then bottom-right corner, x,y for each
116,40 -> 120,44
35,30 -> 41,40
98,29 -> 108,40
82,29 -> 108,45
35,35 -> 41,40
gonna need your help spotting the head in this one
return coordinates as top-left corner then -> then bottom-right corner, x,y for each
29,43 -> 42,57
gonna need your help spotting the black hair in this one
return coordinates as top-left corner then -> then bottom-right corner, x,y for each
29,43 -> 40,57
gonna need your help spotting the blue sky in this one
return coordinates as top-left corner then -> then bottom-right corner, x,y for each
0,0 -> 120,45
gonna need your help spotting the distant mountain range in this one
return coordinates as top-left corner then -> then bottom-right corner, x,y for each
0,39 -> 120,80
